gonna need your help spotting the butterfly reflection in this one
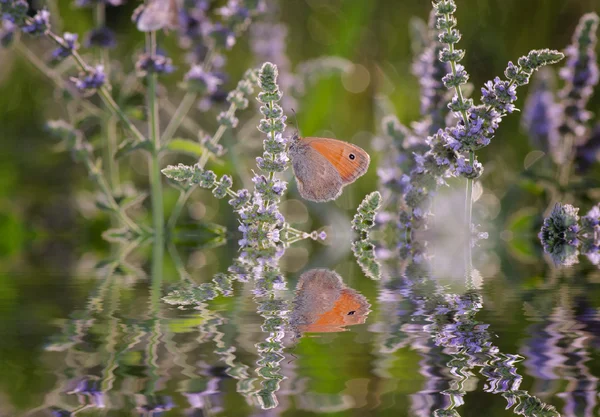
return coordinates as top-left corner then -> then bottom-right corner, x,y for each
290,269 -> 370,335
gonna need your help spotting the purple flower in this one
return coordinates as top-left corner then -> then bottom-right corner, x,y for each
72,65 -> 106,91
52,32 -> 78,60
206,23 -> 236,50
135,53 -> 174,76
228,189 -> 250,210
135,395 -> 174,414
581,204 -> 600,232
1,0 -> 28,27
182,65 -> 222,94
556,13 -> 599,145
218,0 -> 250,27
521,69 -> 558,152
0,18 -> 16,47
575,124 -> 600,172
559,13 -> 599,104
69,378 -> 105,408
412,42 -> 450,130
442,64 -> 468,88
84,27 -> 116,48
22,10 -> 50,36
74,0 -> 123,7
455,156 -> 483,179
481,76 -> 518,113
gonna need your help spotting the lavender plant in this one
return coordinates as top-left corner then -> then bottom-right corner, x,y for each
374,244 -> 560,417
433,0 -> 563,228
2,0 -> 274,250
377,1 -> 564,243
522,13 -> 599,187
539,202 -> 600,266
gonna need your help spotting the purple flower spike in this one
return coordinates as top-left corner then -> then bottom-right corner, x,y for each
72,65 -> 106,92
84,27 -> 116,49
182,65 -> 222,95
52,32 -> 78,60
0,19 -> 16,47
135,53 -> 175,76
22,10 -> 50,36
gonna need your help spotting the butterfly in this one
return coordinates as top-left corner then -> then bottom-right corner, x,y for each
288,133 -> 370,202
290,269 -> 370,334
134,0 -> 179,32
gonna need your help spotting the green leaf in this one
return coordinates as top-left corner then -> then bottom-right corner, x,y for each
506,207 -> 540,262
95,198 -> 115,213
163,138 -> 206,158
115,140 -> 152,160
115,192 -> 148,210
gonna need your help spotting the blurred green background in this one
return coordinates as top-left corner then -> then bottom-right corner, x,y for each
1,0 -> 600,416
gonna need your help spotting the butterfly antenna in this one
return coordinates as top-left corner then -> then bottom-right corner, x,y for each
291,108 -> 300,135
287,344 -> 299,364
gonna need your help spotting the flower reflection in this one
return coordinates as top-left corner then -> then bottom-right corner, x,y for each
521,271 -> 600,417
374,244 -> 560,416
37,226 -> 600,416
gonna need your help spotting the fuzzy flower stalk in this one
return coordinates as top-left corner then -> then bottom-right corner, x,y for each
432,0 -> 564,230
352,192 -> 383,280
236,62 -> 325,259
539,202 -> 600,266
558,13 -> 599,141
522,13 -> 599,177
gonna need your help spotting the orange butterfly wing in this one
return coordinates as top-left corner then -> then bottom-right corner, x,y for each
301,137 -> 370,184
303,290 -> 370,333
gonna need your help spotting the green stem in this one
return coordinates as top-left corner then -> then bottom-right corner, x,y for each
95,3 -> 119,195
558,134 -> 575,188
161,92 -> 197,145
167,103 -> 238,232
443,13 -> 473,232
43,30 -> 147,144
465,151 -> 474,227
166,186 -> 193,233
162,97 -> 206,137
15,43 -> 102,116
198,103 -> 237,167
146,31 -> 164,241
444,15 -> 469,125
167,241 -> 194,284
106,116 -> 120,192
146,237 -> 164,393
85,159 -> 143,235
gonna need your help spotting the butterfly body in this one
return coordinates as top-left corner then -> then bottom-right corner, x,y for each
135,0 -> 179,32
288,134 -> 370,202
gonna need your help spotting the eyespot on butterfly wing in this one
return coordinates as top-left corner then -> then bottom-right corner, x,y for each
302,137 -> 370,184
288,136 -> 370,202
290,269 -> 371,334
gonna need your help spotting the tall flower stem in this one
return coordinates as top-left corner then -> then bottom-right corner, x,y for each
441,11 -> 472,227
160,92 -> 197,145
465,151 -> 474,225
94,3 -> 119,194
15,43 -> 102,116
146,31 -> 164,241
83,157 -> 143,235
167,101 -> 239,234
